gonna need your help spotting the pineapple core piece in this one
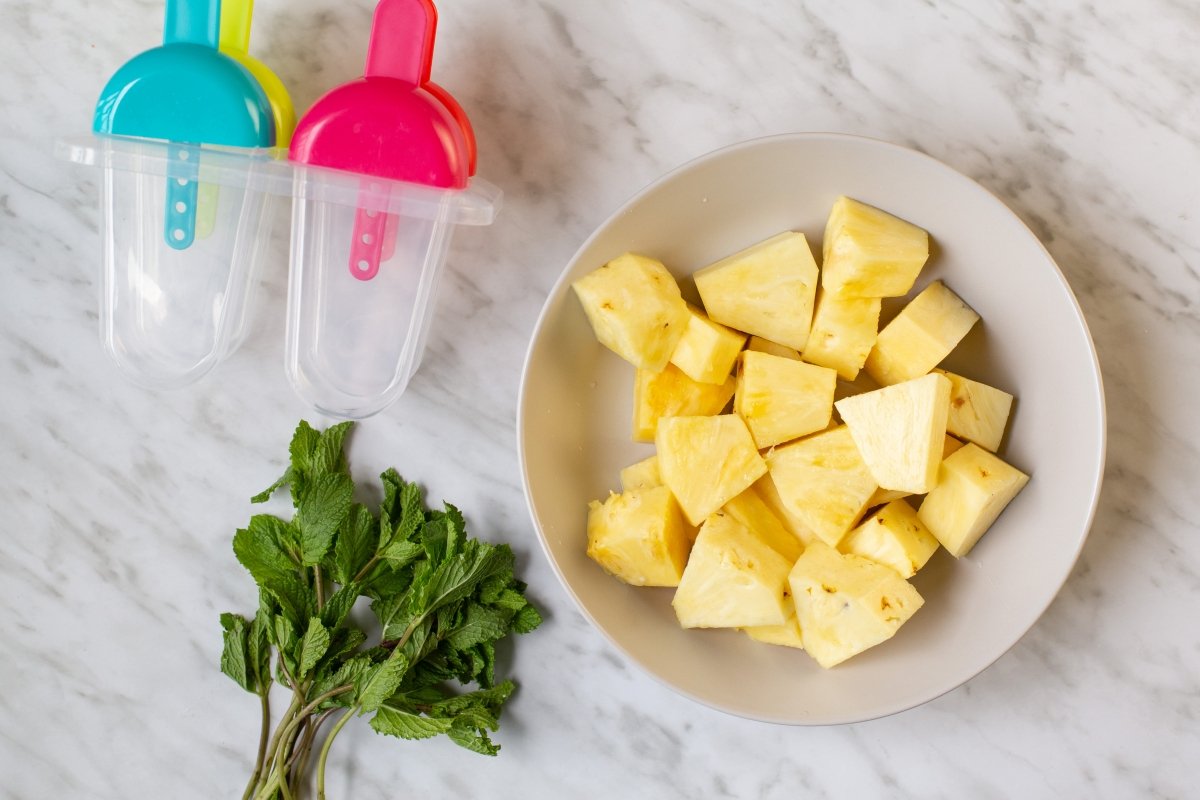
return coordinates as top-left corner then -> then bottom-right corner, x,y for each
821,196 -> 930,298
619,455 -> 662,491
586,486 -> 690,587
572,253 -> 690,372
839,500 -> 939,578
864,280 -> 979,386
735,351 -> 837,449
933,369 -> 1014,452
669,304 -> 747,385
801,290 -> 883,381
835,373 -> 952,494
722,486 -> 804,562
632,364 -> 736,442
789,541 -> 925,668
765,425 -> 877,547
656,415 -> 767,526
743,610 -> 805,650
746,336 -> 801,361
672,511 -> 791,629
918,443 -> 1029,557
694,232 -> 819,351
866,435 -> 965,507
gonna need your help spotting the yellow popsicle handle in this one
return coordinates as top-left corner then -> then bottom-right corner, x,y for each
219,0 -> 253,54
218,0 -> 295,147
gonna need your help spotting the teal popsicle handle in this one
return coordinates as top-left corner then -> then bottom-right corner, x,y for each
165,0 -> 221,47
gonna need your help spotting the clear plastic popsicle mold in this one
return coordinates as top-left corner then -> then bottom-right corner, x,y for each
282,0 -> 500,419
58,0 -> 278,389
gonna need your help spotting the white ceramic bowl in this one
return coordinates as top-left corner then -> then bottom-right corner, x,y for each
518,133 -> 1105,724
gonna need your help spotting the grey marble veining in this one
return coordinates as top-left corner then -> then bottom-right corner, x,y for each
2,0 -> 1199,798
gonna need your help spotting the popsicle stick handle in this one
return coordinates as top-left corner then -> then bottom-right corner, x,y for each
349,181 -> 392,280
364,0 -> 437,85
164,0 -> 221,48
219,0 -> 253,54
165,145 -> 201,250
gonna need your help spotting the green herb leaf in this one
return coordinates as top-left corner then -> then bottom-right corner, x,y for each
380,539 -> 423,569
232,515 -> 299,584
332,504 -> 377,584
446,604 -> 512,651
251,467 -> 291,504
448,715 -> 502,756
311,421 -> 354,477
356,654 -> 410,714
320,581 -> 361,629
297,473 -> 353,566
298,617 -> 331,678
418,540 -> 514,618
219,613 -> 254,693
370,705 -> 452,740
248,608 -> 273,691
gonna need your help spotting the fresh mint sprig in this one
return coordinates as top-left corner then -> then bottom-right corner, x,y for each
220,421 -> 541,800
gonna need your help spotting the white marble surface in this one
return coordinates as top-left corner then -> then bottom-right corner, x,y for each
2,0 -> 1198,797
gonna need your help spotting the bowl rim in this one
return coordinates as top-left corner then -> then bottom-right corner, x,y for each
516,131 -> 1107,725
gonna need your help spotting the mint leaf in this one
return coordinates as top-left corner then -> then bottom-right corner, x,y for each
380,539 -> 423,569
263,572 -> 316,627
356,654 -> 410,714
321,581 -> 361,629
379,472 -> 422,551
251,467 -> 291,504
332,504 -> 377,584
311,421 -> 353,477
219,613 -> 254,693
448,713 -> 501,756
418,541 -> 514,618
248,608 -> 273,690
512,603 -> 543,634
298,473 -> 353,566
311,653 -> 376,707
446,605 -> 512,651
428,681 -> 514,718
371,705 -> 452,740
298,617 -> 331,678
232,515 -> 298,584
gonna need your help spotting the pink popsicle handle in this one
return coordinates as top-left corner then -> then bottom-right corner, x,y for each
349,181 -> 390,281
365,0 -> 437,85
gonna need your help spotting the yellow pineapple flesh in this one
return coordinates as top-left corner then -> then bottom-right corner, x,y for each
735,351 -> 837,449
619,455 -> 661,491
933,369 -> 1014,452
632,363 -> 735,442
821,196 -> 930,298
864,280 -> 979,386
801,290 -> 882,381
722,486 -> 804,562
587,486 -> 690,587
753,474 -> 819,547
572,253 -> 690,371
672,511 -> 791,629
918,443 -> 1029,557
656,415 -> 768,526
743,610 -> 805,650
839,499 -> 939,578
789,541 -> 924,668
865,434 -> 965,507
694,232 -> 819,351
746,335 -> 801,361
835,373 -> 952,494
765,425 -> 877,547
669,304 -> 747,385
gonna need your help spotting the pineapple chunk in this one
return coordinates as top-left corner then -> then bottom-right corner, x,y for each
765,425 -> 877,547
586,486 -> 690,586
746,336 -> 801,360
866,435 -> 965,507
864,281 -> 979,386
918,444 -> 1029,557
672,511 -> 791,629
801,290 -> 882,381
722,486 -> 803,562
789,541 -> 925,668
669,304 -> 747,384
632,364 -> 735,442
656,415 -> 768,526
933,369 -> 1014,452
839,500 -> 939,578
735,351 -> 837,449
754,475 -> 819,547
572,253 -> 690,371
743,610 -> 805,650
619,455 -> 661,491
821,196 -> 930,298
694,232 -> 819,351
835,373 -> 952,494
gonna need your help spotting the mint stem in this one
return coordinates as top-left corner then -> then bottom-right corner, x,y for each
241,689 -> 272,800
315,709 -> 355,800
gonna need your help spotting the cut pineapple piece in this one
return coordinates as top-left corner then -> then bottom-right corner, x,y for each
864,281 -> 979,386
743,610 -> 805,650
656,415 -> 768,526
735,351 -> 837,449
587,486 -> 690,587
754,475 -> 819,547
722,486 -> 803,562
835,373 -> 952,494
839,500 -> 939,578
632,364 -> 735,442
672,511 -> 791,629
933,369 -> 1014,452
765,425 -> 877,547
789,541 -> 924,668
619,455 -> 661,491
669,304 -> 747,385
866,435 -> 965,507
801,290 -> 882,381
821,196 -> 930,298
572,253 -> 690,371
918,444 -> 1029,557
746,336 -> 801,361
694,232 -> 819,351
